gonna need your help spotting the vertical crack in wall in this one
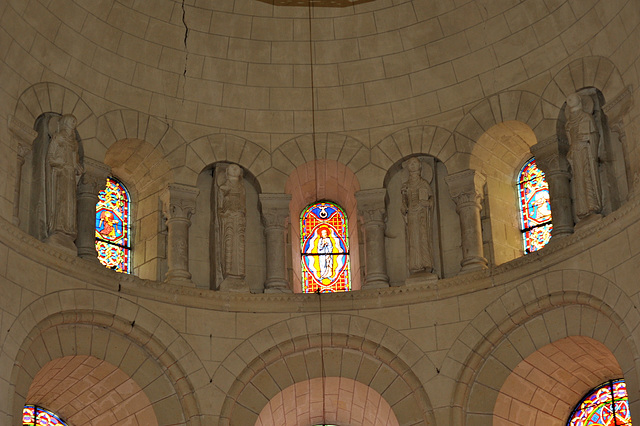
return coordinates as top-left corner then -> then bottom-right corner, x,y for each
181,0 -> 189,102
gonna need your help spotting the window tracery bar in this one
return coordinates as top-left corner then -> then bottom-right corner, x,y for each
300,201 -> 350,293
518,158 -> 553,253
95,177 -> 131,273
23,405 -> 68,426
568,379 -> 632,426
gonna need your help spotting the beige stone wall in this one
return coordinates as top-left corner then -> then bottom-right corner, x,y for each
1,0 -> 640,424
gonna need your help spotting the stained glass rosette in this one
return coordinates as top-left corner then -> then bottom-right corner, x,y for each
518,158 -> 552,253
568,379 -> 632,426
95,177 -> 130,273
300,202 -> 350,293
23,405 -> 68,426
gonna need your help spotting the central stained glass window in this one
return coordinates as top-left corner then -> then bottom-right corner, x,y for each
518,158 -> 552,253
568,379 -> 632,426
95,177 -> 131,273
23,405 -> 68,426
300,201 -> 350,293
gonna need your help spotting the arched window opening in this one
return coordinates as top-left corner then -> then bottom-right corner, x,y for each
568,378 -> 632,426
95,177 -> 131,273
23,405 -> 68,426
300,201 -> 350,293
517,158 -> 552,253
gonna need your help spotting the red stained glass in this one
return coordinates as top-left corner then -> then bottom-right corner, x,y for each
300,202 -> 350,293
95,177 -> 131,273
518,158 -> 552,253
568,379 -> 632,426
23,405 -> 67,426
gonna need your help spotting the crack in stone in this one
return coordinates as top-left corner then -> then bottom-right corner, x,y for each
181,0 -> 189,100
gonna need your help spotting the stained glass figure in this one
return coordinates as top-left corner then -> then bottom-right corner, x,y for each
300,202 -> 350,293
568,379 -> 632,426
23,405 -> 68,426
518,158 -> 552,253
95,177 -> 131,273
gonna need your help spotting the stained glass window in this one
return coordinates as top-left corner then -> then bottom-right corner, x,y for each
23,405 -> 68,426
300,201 -> 350,293
95,177 -> 131,273
568,379 -> 632,426
518,158 -> 552,253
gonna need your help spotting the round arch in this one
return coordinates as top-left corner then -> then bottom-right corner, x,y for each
445,270 -> 640,425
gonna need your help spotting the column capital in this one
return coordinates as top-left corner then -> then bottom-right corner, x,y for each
445,169 -> 486,209
78,159 -> 111,195
259,193 -> 291,228
530,135 -> 570,175
8,115 -> 37,156
356,188 -> 387,223
161,184 -> 199,220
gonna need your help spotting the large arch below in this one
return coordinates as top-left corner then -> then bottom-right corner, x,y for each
493,336 -> 624,425
255,376 -> 400,426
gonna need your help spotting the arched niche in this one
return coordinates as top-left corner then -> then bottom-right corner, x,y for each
284,159 -> 362,293
255,377 -> 400,426
472,121 -> 538,266
493,336 -> 626,425
383,155 -> 461,282
24,355 -> 158,425
190,162 -> 265,292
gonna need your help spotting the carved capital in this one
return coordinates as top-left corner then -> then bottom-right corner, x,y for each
9,115 -> 37,156
603,85 -> 634,125
259,194 -> 291,228
161,184 -> 199,220
356,188 -> 387,223
530,136 -> 569,174
445,170 -> 485,209
78,159 -> 111,195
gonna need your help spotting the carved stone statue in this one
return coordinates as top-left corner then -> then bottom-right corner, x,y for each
401,157 -> 434,275
45,114 -> 82,250
565,93 -> 602,222
218,164 -> 246,286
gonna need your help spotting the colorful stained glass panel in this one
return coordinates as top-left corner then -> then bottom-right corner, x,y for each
568,379 -> 632,426
23,405 -> 68,426
300,202 -> 350,293
518,158 -> 552,253
95,177 -> 131,273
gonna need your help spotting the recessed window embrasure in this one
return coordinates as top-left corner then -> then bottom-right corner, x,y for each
517,158 -> 552,253
95,177 -> 131,273
567,378 -> 632,426
300,201 -> 350,293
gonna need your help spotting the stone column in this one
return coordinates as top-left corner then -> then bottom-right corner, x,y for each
8,115 -> 37,226
531,136 -> 574,237
76,159 -> 111,260
259,194 -> 292,293
445,170 -> 488,272
356,189 -> 390,289
161,184 -> 199,285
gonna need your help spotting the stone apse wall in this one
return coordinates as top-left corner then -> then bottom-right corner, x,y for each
1,0 -> 640,425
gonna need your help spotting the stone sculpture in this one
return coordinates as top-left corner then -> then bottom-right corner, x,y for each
401,157 -> 434,275
565,93 -> 603,222
45,114 -> 82,251
218,164 -> 246,286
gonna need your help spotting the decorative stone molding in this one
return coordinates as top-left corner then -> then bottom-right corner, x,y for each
8,115 -> 37,226
76,159 -> 111,260
445,170 -> 488,272
161,184 -> 199,285
356,188 -> 390,289
602,85 -> 634,125
531,136 -> 574,237
259,193 -> 292,293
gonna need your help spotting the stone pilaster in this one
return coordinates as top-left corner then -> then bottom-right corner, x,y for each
445,170 -> 488,272
76,159 -> 111,260
260,194 -> 292,293
161,184 -> 199,285
356,189 -> 390,289
531,136 -> 574,237
8,115 -> 37,226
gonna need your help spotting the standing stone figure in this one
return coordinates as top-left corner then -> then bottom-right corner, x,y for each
218,164 -> 246,283
565,93 -> 602,222
45,114 -> 82,250
401,157 -> 434,275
